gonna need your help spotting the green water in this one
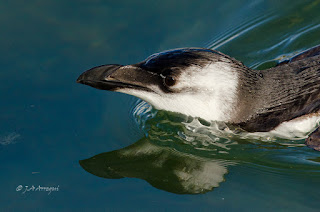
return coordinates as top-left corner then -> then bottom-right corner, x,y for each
1,0 -> 320,211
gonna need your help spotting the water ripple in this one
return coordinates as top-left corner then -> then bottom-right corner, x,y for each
206,13 -> 277,49
258,23 -> 320,55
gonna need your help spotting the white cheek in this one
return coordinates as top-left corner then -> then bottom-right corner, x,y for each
176,63 -> 237,91
169,62 -> 239,121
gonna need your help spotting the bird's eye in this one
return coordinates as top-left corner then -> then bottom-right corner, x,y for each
163,75 -> 176,87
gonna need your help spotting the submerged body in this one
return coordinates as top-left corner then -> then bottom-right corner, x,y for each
77,45 -> 320,151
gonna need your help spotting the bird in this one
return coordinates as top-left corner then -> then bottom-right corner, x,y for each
77,45 -> 320,151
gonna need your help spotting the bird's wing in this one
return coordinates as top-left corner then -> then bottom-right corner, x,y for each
238,53 -> 320,132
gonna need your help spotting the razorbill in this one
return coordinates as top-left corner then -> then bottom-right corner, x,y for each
77,46 -> 320,151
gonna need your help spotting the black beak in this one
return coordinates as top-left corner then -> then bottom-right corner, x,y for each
77,65 -> 124,91
77,64 -> 154,92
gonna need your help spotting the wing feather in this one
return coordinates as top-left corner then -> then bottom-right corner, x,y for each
238,54 -> 320,132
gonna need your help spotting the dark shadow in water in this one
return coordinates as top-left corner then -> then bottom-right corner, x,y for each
79,137 -> 230,194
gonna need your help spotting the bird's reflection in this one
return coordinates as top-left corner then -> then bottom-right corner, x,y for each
79,106 -> 313,194
78,106 -> 305,194
80,136 -> 233,194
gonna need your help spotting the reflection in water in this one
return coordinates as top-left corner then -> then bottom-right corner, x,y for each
80,138 -> 233,194
80,101 -> 238,194
80,100 -> 320,194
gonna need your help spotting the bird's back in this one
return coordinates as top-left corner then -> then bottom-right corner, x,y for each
238,50 -> 320,132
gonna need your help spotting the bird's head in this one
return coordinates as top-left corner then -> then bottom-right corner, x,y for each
77,48 -> 243,121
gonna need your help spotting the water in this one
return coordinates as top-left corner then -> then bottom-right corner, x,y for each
1,0 -> 320,211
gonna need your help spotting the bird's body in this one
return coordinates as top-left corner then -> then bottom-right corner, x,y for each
237,54 -> 320,132
77,45 -> 320,151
